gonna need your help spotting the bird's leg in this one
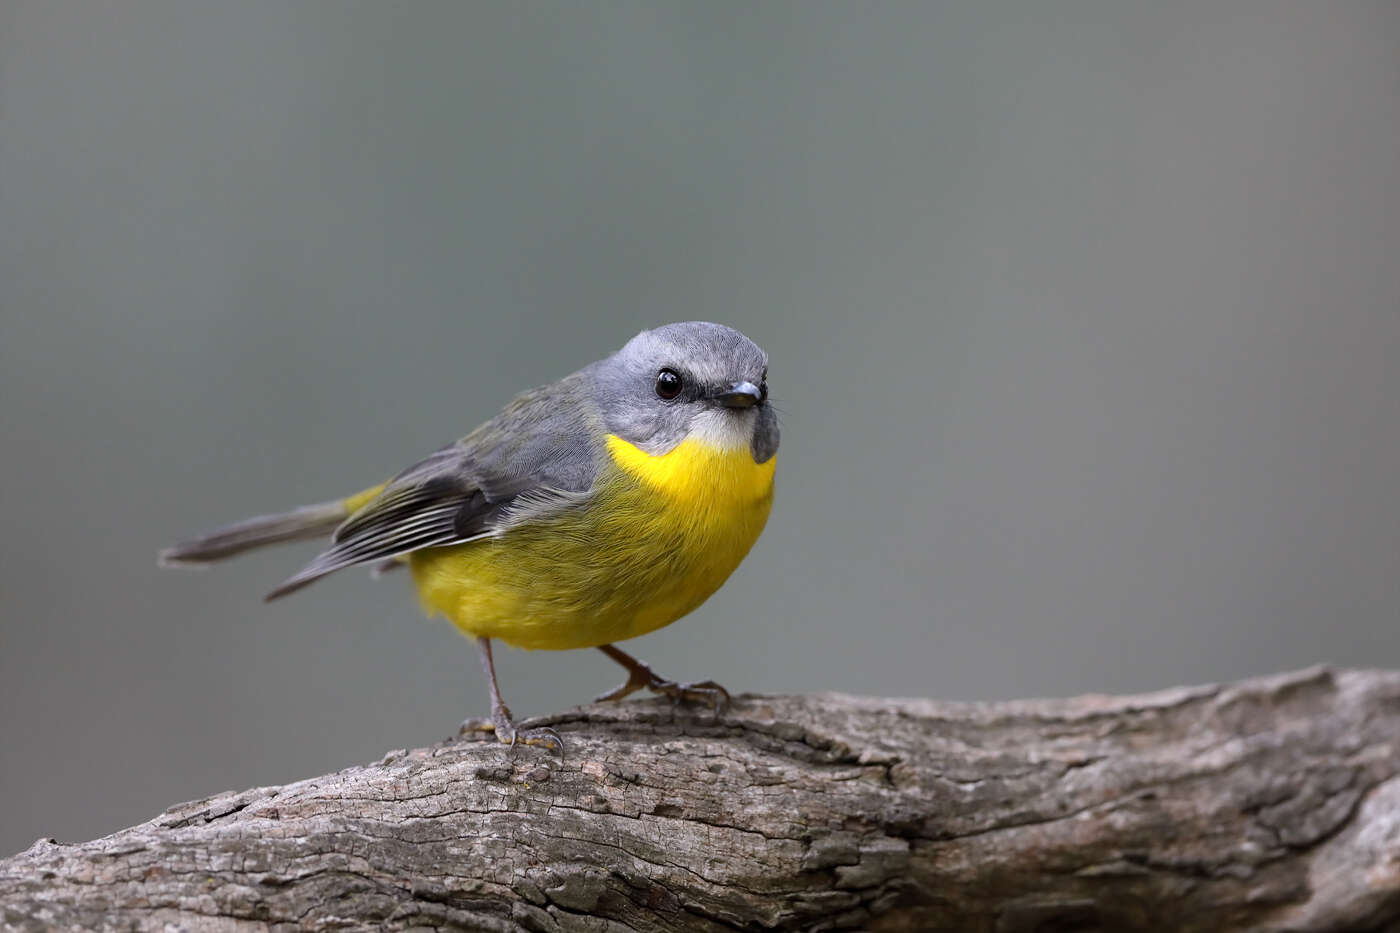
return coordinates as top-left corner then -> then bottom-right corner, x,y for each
461,636 -> 563,754
594,643 -> 731,712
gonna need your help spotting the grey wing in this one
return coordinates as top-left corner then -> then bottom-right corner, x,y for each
266,377 -> 603,601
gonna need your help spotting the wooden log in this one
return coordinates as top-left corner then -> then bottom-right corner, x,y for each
3,666 -> 1399,931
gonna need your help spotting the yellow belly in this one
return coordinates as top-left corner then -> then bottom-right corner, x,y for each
409,435 -> 775,650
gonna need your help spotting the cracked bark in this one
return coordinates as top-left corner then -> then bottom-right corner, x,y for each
4,666 -> 1400,932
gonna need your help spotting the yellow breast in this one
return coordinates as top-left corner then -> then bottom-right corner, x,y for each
409,434 -> 774,650
604,433 -> 776,507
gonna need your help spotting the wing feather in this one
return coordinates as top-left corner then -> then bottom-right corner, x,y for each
265,378 -> 602,601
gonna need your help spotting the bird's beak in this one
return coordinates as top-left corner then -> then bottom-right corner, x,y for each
714,381 -> 763,409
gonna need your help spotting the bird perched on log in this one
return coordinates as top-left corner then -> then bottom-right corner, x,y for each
161,322 -> 779,751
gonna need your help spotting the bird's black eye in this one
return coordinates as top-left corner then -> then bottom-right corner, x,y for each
655,368 -> 683,400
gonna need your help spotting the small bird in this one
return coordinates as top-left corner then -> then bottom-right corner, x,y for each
160,322 -> 778,751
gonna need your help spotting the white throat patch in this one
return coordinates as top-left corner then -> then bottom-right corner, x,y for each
687,407 -> 757,454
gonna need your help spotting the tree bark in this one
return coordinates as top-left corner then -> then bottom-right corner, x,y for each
3,666 -> 1400,932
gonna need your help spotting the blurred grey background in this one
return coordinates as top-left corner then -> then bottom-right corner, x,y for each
2,1 -> 1397,856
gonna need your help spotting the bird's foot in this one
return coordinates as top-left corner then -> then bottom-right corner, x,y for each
652,677 -> 731,712
459,705 -> 564,755
596,661 -> 731,713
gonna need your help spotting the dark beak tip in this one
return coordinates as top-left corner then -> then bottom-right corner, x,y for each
717,381 -> 763,408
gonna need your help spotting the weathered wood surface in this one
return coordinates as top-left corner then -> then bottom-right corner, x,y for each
3,666 -> 1400,931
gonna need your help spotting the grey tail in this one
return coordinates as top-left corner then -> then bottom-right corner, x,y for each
158,500 -> 349,569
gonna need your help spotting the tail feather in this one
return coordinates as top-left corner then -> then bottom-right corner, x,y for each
158,500 -> 349,567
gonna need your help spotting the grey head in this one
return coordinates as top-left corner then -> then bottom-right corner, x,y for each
592,321 -> 779,463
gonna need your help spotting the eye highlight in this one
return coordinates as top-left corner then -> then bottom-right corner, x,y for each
654,368 -> 683,400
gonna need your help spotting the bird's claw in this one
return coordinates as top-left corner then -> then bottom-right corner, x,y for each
460,708 -> 564,756
595,661 -> 730,713
506,725 -> 565,754
654,678 -> 731,713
